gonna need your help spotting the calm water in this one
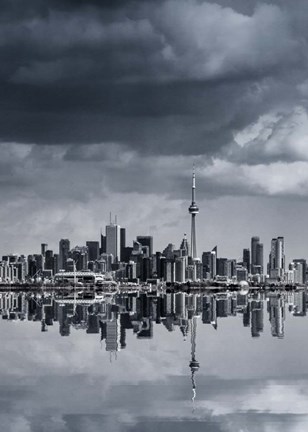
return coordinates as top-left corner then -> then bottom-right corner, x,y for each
1,290 -> 308,432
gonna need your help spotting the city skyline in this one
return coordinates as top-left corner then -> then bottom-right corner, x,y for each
0,168 -> 304,266
0,170 -> 304,285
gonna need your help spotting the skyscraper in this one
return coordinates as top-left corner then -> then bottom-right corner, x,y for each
243,248 -> 250,273
120,228 -> 126,262
106,220 -> 121,262
251,236 -> 259,272
41,243 -> 48,257
86,241 -> 99,262
269,237 -> 285,279
251,236 -> 263,274
59,239 -> 70,271
45,250 -> 54,271
188,167 -> 199,259
136,236 -> 153,257
256,242 -> 264,274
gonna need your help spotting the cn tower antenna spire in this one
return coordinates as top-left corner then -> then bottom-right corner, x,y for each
188,165 -> 199,260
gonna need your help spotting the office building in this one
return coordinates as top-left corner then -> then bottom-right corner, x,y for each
175,256 -> 186,283
86,241 -> 99,262
106,221 -> 121,262
269,237 -> 285,279
251,237 -> 263,274
243,248 -> 250,273
59,239 -> 70,271
120,228 -> 126,261
137,236 -> 153,257
41,243 -> 48,257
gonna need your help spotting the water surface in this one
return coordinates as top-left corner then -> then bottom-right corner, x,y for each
0,290 -> 308,432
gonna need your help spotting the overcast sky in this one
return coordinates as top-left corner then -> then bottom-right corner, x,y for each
2,0 -> 308,261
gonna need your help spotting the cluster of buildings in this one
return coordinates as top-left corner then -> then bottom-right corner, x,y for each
0,290 -> 306,342
0,170 -> 307,286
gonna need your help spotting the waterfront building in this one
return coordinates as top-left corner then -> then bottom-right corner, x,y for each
100,253 -> 114,272
163,243 -> 175,259
45,250 -> 54,271
137,236 -> 153,257
175,256 -> 186,283
243,248 -> 250,273
70,246 -> 88,271
100,233 -> 106,254
53,254 -> 59,275
217,258 -> 228,277
251,237 -> 264,275
106,219 -> 121,262
236,265 -> 248,282
41,243 -> 48,257
269,237 -> 285,279
59,239 -> 70,271
120,228 -> 126,261
180,234 -> 189,256
86,241 -> 99,262
126,261 -> 137,280
163,259 -> 175,283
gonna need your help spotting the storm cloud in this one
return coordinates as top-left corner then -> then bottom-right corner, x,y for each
1,0 -> 308,257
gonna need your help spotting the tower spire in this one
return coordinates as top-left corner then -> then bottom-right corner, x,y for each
188,166 -> 199,259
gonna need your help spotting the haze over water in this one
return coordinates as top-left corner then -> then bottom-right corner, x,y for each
0,290 -> 308,431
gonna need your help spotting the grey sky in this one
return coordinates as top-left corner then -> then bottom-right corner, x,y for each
1,0 -> 308,260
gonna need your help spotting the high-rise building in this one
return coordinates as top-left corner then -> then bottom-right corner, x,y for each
256,243 -> 264,274
86,241 -> 99,262
100,233 -> 106,255
202,247 -> 217,279
120,228 -> 126,261
188,167 -> 199,260
175,256 -> 186,283
217,258 -> 228,277
59,239 -> 70,271
45,250 -> 54,271
136,236 -> 153,257
163,259 -> 175,283
243,248 -> 250,273
53,254 -> 59,275
106,221 -> 121,262
251,237 -> 259,269
251,237 -> 263,274
70,246 -> 88,271
180,234 -> 189,256
269,237 -> 285,279
41,243 -> 48,257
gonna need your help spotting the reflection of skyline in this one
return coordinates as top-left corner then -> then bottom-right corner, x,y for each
0,290 -> 307,349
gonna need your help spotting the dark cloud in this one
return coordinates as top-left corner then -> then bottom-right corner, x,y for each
2,0 -> 308,255
0,0 -> 308,156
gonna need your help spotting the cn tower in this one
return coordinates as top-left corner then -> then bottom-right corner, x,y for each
188,167 -> 199,259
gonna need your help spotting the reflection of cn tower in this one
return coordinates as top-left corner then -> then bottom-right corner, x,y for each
189,315 -> 200,405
